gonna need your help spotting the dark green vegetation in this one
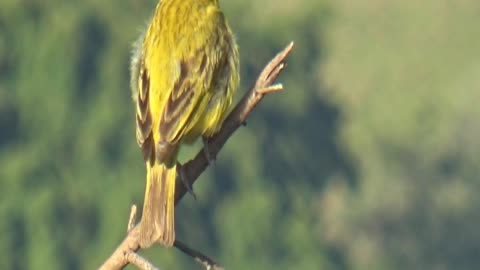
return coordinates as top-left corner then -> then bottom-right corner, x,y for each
1,0 -> 479,269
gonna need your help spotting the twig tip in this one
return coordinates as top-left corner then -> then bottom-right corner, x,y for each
127,204 -> 138,232
257,83 -> 283,94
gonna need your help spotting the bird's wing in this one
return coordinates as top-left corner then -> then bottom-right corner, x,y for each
158,10 -> 230,145
134,54 -> 155,162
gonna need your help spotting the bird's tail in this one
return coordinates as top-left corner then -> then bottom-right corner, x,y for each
139,163 -> 176,248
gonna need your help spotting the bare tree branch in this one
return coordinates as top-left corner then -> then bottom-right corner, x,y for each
174,240 -> 224,270
174,41 -> 294,203
127,205 -> 138,232
127,252 -> 161,270
99,41 -> 295,270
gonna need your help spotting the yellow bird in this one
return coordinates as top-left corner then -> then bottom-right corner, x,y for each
130,0 -> 239,248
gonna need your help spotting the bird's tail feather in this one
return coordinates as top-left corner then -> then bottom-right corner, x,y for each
139,163 -> 176,248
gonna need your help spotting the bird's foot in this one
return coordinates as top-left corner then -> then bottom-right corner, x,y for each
202,136 -> 216,165
177,164 -> 197,200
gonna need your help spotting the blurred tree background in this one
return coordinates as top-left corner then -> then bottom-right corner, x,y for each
1,0 -> 479,269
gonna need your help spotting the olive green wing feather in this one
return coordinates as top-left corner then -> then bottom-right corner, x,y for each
159,11 -> 230,145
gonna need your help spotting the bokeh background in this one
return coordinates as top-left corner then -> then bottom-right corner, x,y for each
1,0 -> 479,269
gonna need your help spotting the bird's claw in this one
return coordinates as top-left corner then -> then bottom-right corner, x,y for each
178,165 -> 197,200
202,137 -> 215,165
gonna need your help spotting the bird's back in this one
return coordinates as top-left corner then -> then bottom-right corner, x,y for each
139,0 -> 239,151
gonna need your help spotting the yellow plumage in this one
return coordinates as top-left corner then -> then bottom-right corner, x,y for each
130,0 -> 239,248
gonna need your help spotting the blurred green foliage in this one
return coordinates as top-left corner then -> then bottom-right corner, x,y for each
1,0 -> 479,269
